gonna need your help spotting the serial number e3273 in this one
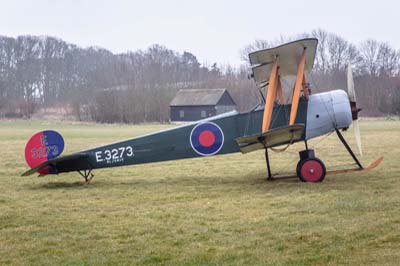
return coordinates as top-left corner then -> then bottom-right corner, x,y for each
95,146 -> 134,164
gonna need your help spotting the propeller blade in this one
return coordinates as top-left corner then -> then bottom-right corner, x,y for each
353,119 -> 363,156
347,64 -> 356,102
347,63 -> 362,156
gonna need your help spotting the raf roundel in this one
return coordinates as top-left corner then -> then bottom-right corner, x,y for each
190,122 -> 224,156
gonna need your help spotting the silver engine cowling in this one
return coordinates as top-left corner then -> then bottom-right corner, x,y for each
305,90 -> 352,139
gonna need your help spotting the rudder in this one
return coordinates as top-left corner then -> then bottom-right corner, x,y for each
24,130 -> 64,175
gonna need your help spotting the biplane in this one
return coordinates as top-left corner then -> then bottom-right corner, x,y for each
22,38 -> 383,183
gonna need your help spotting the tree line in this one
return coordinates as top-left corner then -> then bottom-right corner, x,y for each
0,29 -> 399,122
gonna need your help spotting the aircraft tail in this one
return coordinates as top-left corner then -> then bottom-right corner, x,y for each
24,130 -> 65,175
23,130 -> 93,176
22,153 -> 89,176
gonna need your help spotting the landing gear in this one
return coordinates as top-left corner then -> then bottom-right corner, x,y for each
263,144 -> 326,182
297,158 -> 326,182
262,129 -> 363,182
78,169 -> 94,184
335,128 -> 363,169
265,148 -> 273,181
296,149 -> 326,182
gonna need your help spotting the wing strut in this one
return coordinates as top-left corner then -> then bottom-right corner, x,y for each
276,77 -> 285,104
289,48 -> 307,125
262,56 -> 279,132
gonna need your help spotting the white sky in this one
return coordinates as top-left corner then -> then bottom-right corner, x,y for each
0,0 -> 398,66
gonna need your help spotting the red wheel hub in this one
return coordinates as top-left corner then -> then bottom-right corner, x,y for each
300,160 -> 324,182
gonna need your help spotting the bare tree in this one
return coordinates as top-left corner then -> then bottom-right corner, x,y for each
376,42 -> 399,76
310,29 -> 329,73
359,39 -> 380,76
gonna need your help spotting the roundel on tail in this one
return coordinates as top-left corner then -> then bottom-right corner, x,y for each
24,130 -> 64,174
190,122 -> 224,156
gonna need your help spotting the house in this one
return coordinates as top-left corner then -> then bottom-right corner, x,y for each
170,88 -> 237,122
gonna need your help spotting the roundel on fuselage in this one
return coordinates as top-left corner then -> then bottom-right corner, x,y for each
190,122 -> 224,156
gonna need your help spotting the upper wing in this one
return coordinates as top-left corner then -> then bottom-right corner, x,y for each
235,124 -> 305,154
249,38 -> 318,88
21,153 -> 90,176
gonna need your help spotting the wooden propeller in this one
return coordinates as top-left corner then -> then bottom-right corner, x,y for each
347,63 -> 363,156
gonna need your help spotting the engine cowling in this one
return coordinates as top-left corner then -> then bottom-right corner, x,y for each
305,90 -> 352,139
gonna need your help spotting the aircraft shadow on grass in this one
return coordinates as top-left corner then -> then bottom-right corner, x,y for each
28,170 -> 355,193
28,181 -> 99,190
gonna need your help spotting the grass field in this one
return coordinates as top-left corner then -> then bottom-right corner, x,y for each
0,119 -> 399,266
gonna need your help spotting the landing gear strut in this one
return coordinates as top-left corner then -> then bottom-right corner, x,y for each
78,169 -> 94,184
335,128 -> 363,169
265,148 -> 273,181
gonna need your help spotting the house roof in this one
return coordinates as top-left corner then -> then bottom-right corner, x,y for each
170,89 -> 231,106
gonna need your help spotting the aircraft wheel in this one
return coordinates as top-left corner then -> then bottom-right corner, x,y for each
297,158 -> 326,182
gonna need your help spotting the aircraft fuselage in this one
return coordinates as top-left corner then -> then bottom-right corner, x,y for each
52,90 -> 352,174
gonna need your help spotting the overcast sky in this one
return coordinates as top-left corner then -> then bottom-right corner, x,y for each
0,0 -> 398,66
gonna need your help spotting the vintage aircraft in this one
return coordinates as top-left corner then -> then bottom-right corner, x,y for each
22,38 -> 383,183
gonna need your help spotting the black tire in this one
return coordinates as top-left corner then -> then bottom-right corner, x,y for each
297,157 -> 326,182
296,159 -> 302,178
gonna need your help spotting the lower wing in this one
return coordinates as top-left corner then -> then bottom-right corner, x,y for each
235,124 -> 305,154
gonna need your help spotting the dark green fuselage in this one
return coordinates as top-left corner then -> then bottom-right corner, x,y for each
56,100 -> 308,173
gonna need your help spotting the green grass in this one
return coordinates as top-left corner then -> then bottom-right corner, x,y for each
0,119 -> 399,266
